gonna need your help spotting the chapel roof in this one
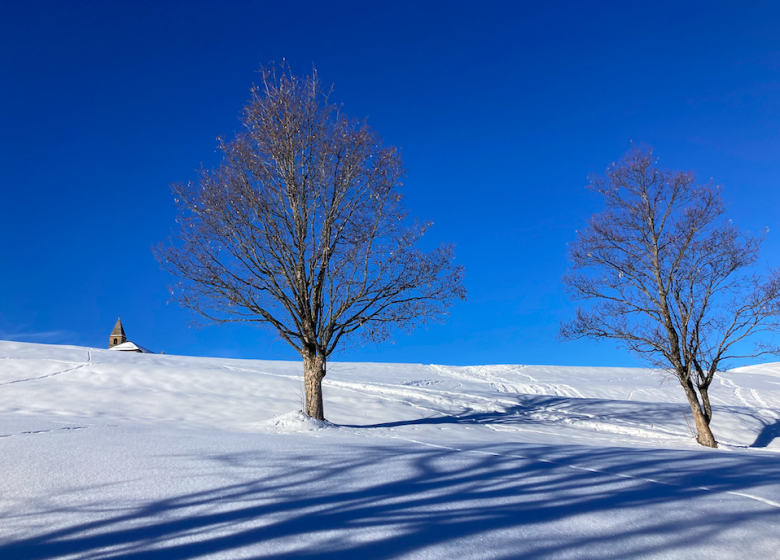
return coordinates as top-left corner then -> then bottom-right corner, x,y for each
110,317 -> 126,338
109,341 -> 153,353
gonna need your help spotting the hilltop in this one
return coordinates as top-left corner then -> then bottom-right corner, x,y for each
1,341 -> 779,559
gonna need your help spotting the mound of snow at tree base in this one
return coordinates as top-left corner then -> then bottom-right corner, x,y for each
1,340 -> 779,559
256,410 -> 335,432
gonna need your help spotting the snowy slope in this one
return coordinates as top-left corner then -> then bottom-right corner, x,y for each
1,340 -> 779,559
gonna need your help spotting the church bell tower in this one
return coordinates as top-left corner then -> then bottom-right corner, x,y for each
109,317 -> 127,348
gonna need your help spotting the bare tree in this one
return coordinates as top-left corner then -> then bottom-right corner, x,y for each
155,65 -> 466,420
560,147 -> 780,448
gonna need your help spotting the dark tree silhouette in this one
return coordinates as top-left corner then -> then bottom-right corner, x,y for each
560,147 -> 780,447
156,65 -> 465,420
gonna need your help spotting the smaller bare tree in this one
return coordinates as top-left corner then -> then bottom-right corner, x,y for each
560,147 -> 780,448
156,64 -> 465,420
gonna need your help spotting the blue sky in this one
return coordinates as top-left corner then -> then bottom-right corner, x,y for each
2,1 -> 780,367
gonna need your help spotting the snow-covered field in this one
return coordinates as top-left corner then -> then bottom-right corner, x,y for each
1,341 -> 779,559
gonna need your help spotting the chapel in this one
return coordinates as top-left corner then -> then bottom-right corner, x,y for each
108,317 -> 153,353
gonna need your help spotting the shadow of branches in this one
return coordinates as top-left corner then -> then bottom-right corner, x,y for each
751,418 -> 780,448
2,436 -> 779,559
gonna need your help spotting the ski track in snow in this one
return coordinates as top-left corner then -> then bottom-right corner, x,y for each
0,363 -> 90,386
0,426 -> 90,439
0,349 -> 92,386
327,368 -> 694,443
3,343 -> 780,559
224,364 -> 713,443
96,360 -> 775,449
749,389 -> 779,419
327,378 -> 510,413
720,376 -> 780,420
430,364 -> 586,399
225,364 -> 511,414
7,355 -> 773,452
230,364 -> 703,443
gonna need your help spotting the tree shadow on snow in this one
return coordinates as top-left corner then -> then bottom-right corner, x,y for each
340,394 -> 689,432
342,395 -> 780,450
751,418 -> 780,448
1,439 -> 779,560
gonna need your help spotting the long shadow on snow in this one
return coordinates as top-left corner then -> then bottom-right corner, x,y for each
343,395 -> 780,447
2,440 -> 779,560
751,418 -> 780,448
342,395 -> 690,431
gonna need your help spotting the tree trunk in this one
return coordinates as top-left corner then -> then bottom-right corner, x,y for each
303,347 -> 326,420
700,384 -> 713,423
681,380 -> 718,448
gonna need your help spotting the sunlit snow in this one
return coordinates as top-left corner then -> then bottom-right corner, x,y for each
1,340 -> 779,559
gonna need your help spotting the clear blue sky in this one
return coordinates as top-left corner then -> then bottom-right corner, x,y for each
2,1 -> 780,367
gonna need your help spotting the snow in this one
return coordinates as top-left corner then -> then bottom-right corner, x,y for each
256,410 -> 335,433
1,340 -> 779,558
108,341 -> 154,353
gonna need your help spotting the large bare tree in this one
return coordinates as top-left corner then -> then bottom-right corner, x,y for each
156,65 -> 466,420
560,147 -> 780,448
